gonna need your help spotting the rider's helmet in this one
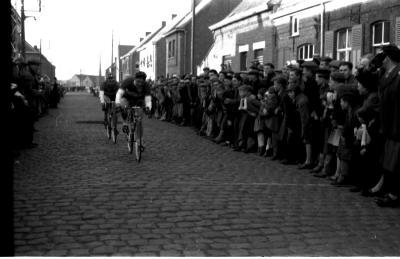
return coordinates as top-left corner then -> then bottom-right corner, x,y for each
135,71 -> 147,80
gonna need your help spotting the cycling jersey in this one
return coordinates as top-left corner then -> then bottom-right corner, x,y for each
100,78 -> 119,102
116,76 -> 151,108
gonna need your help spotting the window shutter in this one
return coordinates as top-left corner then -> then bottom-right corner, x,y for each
396,16 -> 400,47
352,24 -> 363,68
324,30 -> 334,58
352,24 -> 363,50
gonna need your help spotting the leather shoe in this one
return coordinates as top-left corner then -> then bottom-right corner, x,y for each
281,159 -> 296,165
331,179 -> 351,187
298,163 -> 314,170
314,172 -> 328,178
349,186 -> 363,193
361,189 -> 384,197
310,164 -> 323,174
376,195 -> 400,207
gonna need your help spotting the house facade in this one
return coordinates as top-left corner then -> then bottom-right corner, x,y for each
163,0 -> 242,77
205,0 -> 275,73
138,22 -> 166,80
204,0 -> 400,72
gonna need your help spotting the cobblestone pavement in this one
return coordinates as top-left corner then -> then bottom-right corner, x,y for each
14,92 -> 400,256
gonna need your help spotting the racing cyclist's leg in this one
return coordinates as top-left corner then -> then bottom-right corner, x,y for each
103,95 -> 111,124
111,100 -> 118,131
119,97 -> 129,134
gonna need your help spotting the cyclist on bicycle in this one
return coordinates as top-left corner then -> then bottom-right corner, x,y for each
115,71 -> 152,134
99,73 -> 119,123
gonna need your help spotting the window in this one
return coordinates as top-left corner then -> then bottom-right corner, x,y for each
291,16 -> 299,36
372,21 -> 390,53
297,44 -> 314,61
240,52 -> 247,71
336,28 -> 352,61
222,55 -> 232,69
168,39 -> 176,58
253,49 -> 264,64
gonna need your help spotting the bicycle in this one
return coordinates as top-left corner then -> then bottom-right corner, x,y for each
125,106 -> 145,162
104,101 -> 118,144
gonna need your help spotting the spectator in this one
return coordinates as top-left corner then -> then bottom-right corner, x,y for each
319,57 -> 333,70
339,61 -> 357,88
332,88 -> 360,186
311,68 -> 331,175
375,45 -> 400,207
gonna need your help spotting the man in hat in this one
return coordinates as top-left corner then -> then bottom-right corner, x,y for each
261,62 -> 276,89
300,61 -> 321,169
319,57 -> 333,70
284,81 -> 309,165
311,68 -> 332,175
329,60 -> 341,73
202,67 -> 210,77
375,44 -> 400,207
248,65 -> 263,95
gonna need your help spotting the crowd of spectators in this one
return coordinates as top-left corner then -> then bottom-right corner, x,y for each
10,56 -> 65,154
146,44 -> 400,208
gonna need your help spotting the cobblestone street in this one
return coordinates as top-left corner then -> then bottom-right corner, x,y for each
13,92 -> 400,256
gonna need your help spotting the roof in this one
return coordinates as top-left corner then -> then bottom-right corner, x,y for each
118,45 -> 135,57
135,25 -> 165,52
122,25 -> 167,58
209,0 -> 273,31
163,0 -> 213,37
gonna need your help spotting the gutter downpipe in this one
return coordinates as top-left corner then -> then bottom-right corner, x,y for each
320,1 -> 325,57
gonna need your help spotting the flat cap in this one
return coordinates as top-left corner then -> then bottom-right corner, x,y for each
330,72 -> 346,83
301,61 -> 318,69
381,44 -> 400,62
329,60 -> 341,69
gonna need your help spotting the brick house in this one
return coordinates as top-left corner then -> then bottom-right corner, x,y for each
25,42 -> 56,81
163,0 -> 242,77
205,0 -> 400,71
324,0 -> 400,66
206,0 -> 275,72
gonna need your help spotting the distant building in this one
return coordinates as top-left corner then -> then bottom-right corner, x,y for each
25,42 -> 56,81
66,74 -> 104,92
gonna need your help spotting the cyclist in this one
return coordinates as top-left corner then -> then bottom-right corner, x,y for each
115,71 -> 152,134
99,72 -> 120,128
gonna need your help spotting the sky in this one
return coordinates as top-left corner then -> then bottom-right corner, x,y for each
13,0 -> 191,80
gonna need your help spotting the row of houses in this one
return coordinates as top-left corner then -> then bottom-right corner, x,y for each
65,74 -> 105,92
11,5 -> 56,82
110,0 -> 400,82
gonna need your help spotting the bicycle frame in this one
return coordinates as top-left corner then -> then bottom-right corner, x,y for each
104,101 -> 118,142
126,106 -> 143,139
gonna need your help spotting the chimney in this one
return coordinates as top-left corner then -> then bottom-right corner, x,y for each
171,14 -> 177,20
146,32 -> 151,36
140,38 -> 144,42
161,21 -> 166,27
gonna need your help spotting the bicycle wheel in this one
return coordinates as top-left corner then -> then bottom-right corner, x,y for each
127,132 -> 134,154
134,134 -> 142,162
106,124 -> 112,139
111,128 -> 117,144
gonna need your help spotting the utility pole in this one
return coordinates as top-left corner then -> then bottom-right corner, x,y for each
111,30 -> 114,68
20,0 -> 41,59
190,0 -> 195,75
80,68 -> 82,89
39,39 -> 42,74
20,0 -> 25,59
